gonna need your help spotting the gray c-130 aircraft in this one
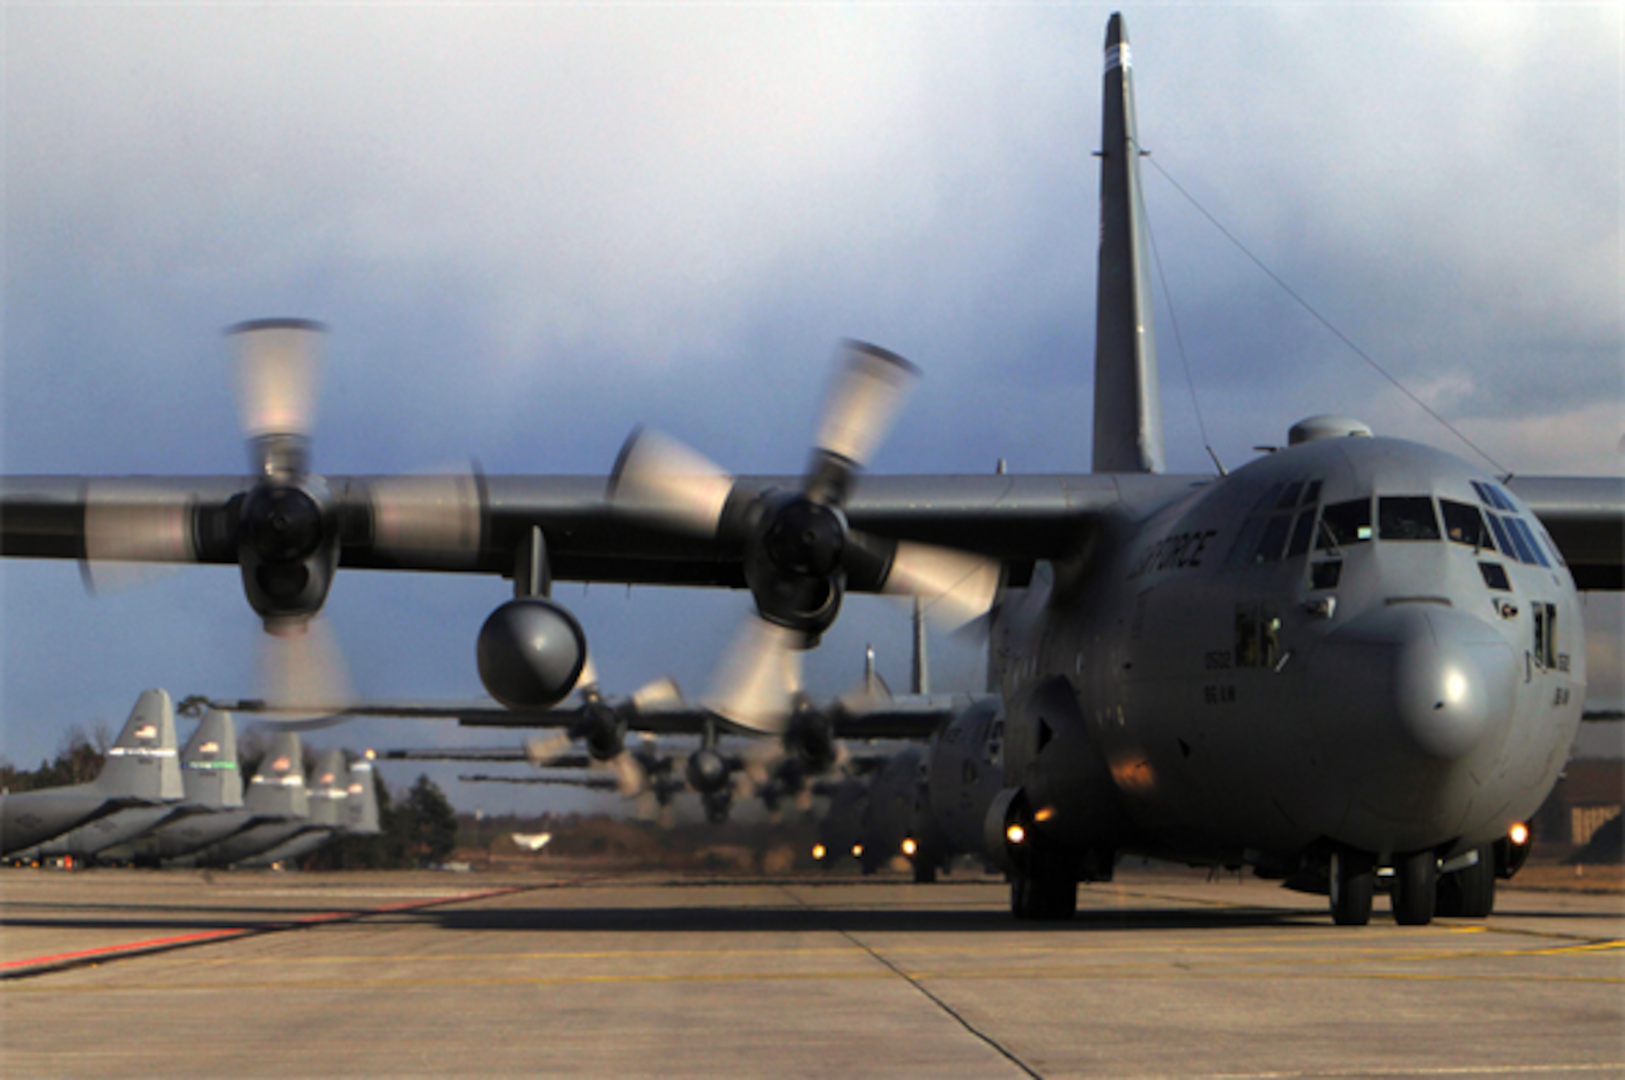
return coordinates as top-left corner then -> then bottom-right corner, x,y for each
2,13 -> 1620,924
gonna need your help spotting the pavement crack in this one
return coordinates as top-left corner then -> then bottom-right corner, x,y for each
776,883 -> 1044,1080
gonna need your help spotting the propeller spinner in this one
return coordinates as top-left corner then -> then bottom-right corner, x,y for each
609,341 -> 1000,733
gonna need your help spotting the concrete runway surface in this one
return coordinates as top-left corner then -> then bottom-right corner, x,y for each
1,866 -> 1620,1079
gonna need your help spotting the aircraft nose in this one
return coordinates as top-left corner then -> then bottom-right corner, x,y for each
1315,605 -> 1516,762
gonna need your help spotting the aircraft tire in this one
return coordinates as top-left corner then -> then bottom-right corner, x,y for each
1010,866 -> 1077,921
1391,849 -> 1438,926
1328,850 -> 1374,926
912,858 -> 937,884
1436,845 -> 1496,918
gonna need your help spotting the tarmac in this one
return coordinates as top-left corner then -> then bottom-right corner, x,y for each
1,865 -> 1621,1079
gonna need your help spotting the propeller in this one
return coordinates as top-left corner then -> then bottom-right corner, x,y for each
522,654 -> 686,802
610,341 -> 999,734
72,318 -> 503,722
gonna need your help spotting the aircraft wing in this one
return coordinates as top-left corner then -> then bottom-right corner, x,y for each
1505,476 -> 1625,591
214,691 -> 976,742
0,472 -> 1201,588
458,772 -> 620,790
379,748 -> 592,767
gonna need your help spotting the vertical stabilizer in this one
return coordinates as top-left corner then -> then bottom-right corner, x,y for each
1092,13 -> 1166,474
95,689 -> 184,802
244,732 -> 309,818
344,754 -> 382,835
910,596 -> 930,695
307,749 -> 349,828
181,709 -> 243,810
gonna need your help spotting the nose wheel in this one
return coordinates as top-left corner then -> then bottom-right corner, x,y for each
1391,849 -> 1438,926
1329,849 -> 1374,926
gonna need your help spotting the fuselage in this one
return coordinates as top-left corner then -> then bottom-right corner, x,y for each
993,430 -> 1585,868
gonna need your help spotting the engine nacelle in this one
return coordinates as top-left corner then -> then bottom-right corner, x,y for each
476,598 -> 588,710
685,748 -> 731,795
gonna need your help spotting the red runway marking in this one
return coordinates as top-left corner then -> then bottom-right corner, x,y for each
1,884 -> 528,981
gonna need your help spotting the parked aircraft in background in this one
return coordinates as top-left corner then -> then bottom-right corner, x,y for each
99,708 -> 246,864
2,15 -> 1619,923
238,748 -> 379,866
1,690 -> 183,859
176,732 -> 310,867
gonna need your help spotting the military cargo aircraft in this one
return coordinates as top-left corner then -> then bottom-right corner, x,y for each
2,14 -> 1620,923
175,731 -> 312,867
237,748 -> 380,867
98,707 -> 247,864
1,689 -> 183,858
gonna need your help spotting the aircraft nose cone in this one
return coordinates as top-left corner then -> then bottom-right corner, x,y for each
1317,605 -> 1516,762
1389,610 -> 1511,759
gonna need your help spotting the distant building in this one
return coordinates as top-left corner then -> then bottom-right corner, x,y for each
1531,758 -> 1623,851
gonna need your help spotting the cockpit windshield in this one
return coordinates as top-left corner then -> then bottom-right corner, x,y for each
1378,497 -> 1441,541
1316,499 -> 1371,549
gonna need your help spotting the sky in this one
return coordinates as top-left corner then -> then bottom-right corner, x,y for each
3,3 -> 1621,815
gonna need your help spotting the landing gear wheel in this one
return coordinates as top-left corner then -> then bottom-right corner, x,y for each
1436,845 -> 1496,918
1329,849 -> 1374,926
1391,849 -> 1438,926
912,858 -> 937,884
1010,865 -> 1077,921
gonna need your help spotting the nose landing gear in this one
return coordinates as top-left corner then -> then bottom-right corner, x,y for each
1391,849 -> 1439,926
1329,849 -> 1375,926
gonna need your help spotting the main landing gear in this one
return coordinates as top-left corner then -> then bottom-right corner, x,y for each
1326,843 -> 1499,926
1435,844 -> 1496,918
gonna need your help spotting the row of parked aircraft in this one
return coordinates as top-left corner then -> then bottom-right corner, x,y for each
0,690 -> 379,867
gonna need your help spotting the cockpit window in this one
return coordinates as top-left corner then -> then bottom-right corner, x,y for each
1440,499 -> 1495,550
1316,499 -> 1372,549
1285,508 -> 1316,558
1378,497 -> 1441,541
1485,513 -> 1515,558
1472,480 -> 1517,512
1508,517 -> 1551,568
1227,478 -> 1324,566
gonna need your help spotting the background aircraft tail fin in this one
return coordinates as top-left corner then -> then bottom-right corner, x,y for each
244,731 -> 309,818
307,748 -> 349,827
1091,12 -> 1166,474
180,709 -> 243,810
344,754 -> 382,835
94,689 -> 183,802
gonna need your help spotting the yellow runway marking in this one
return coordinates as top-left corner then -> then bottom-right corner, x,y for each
7,964 -> 1621,995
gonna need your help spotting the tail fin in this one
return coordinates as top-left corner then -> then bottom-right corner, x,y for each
1092,12 -> 1165,474
910,596 -> 930,695
343,753 -> 382,835
307,748 -> 349,827
181,709 -> 243,810
94,689 -> 183,802
244,732 -> 309,818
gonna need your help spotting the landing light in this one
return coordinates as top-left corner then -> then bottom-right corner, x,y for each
1006,823 -> 1026,845
812,843 -> 827,861
1033,807 -> 1055,823
852,844 -> 864,858
1510,823 -> 1530,846
901,838 -> 917,857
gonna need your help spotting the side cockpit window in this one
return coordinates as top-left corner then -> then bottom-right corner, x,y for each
1227,479 -> 1324,567
1471,480 -> 1559,568
1440,499 -> 1495,551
